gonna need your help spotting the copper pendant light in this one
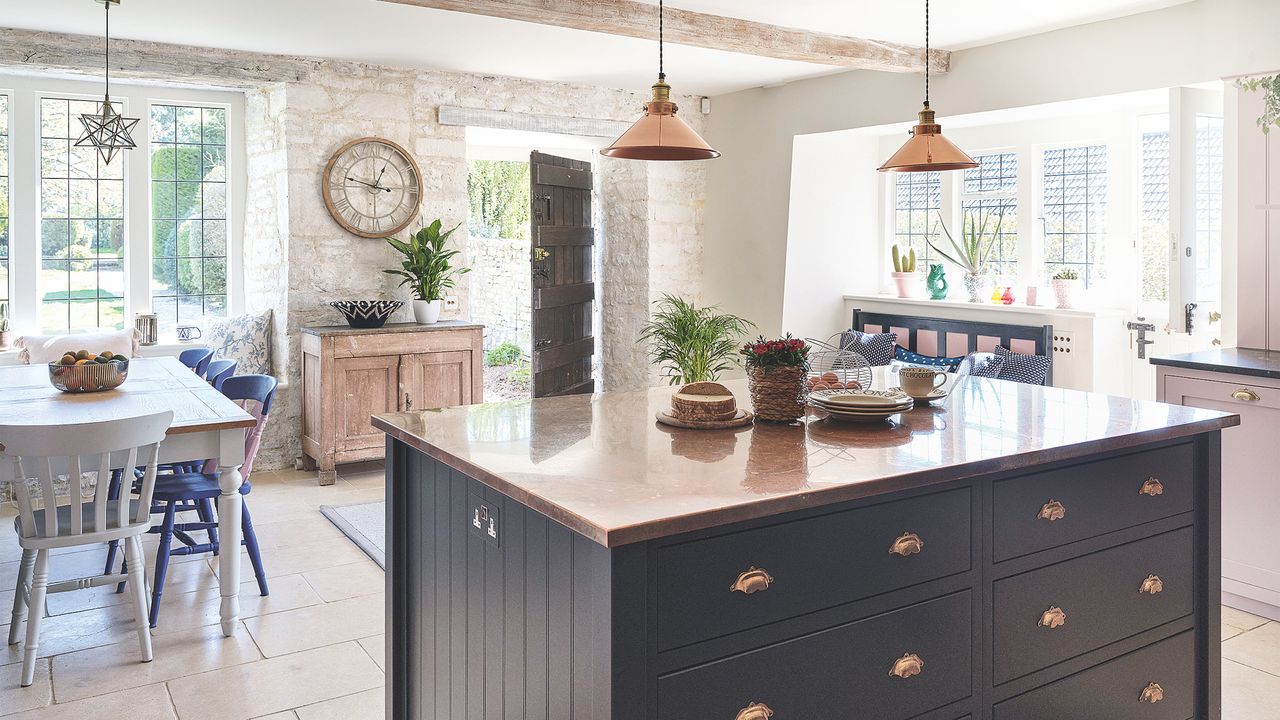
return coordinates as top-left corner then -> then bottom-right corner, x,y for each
601,0 -> 719,161
878,0 -> 976,173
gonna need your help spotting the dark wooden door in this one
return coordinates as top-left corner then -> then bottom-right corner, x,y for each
529,150 -> 595,398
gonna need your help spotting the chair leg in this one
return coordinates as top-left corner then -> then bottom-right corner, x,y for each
242,503 -> 269,597
20,549 -> 49,687
103,539 -> 120,578
8,548 -> 35,646
124,536 -> 154,662
198,498 -> 219,552
149,503 -> 178,628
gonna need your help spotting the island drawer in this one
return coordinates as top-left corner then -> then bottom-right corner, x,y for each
656,487 -> 971,651
992,526 -> 1193,684
658,591 -> 973,720
992,443 -> 1194,562
993,630 -> 1195,720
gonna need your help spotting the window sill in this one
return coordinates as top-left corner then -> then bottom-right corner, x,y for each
842,293 -> 1126,319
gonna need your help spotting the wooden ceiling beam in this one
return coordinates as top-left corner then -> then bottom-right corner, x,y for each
377,0 -> 949,74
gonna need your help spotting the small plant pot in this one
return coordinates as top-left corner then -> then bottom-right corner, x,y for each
0,330 -> 10,350
413,299 -> 443,324
747,366 -> 806,423
1052,279 -> 1081,309
963,272 -> 987,304
890,272 -> 922,299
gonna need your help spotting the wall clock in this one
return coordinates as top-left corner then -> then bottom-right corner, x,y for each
322,136 -> 423,238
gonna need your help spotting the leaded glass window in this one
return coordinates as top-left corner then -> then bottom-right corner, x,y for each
1042,145 -> 1108,286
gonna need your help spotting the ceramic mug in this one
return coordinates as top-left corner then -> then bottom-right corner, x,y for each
899,366 -> 947,397
176,325 -> 203,342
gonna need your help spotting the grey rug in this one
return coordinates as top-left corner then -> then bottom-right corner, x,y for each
320,502 -> 386,569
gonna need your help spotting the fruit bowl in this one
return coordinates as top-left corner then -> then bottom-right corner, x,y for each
49,356 -> 130,393
329,300 -> 403,329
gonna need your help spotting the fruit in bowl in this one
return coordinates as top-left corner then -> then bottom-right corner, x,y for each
48,349 -> 130,392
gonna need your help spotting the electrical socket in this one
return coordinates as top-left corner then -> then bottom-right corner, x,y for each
444,295 -> 459,310
468,492 -> 500,548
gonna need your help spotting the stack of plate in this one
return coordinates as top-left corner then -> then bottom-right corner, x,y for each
809,388 -> 914,423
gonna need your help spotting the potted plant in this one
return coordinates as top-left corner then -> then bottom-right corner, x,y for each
0,301 -> 10,350
741,335 -> 809,423
889,245 -> 921,298
639,295 -> 755,385
1051,269 -> 1082,309
1238,74 -> 1280,134
384,219 -> 470,324
927,209 -> 1005,303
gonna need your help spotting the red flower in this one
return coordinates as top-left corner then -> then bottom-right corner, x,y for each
754,346 -> 767,355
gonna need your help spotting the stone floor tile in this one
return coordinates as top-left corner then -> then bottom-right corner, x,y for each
1224,658 -> 1280,718
301,561 -> 384,603
4,682 -> 176,720
1223,621 -> 1280,676
1223,605 -> 1271,632
294,688 -> 383,720
0,658 -> 52,714
244,594 -> 384,658
356,635 -> 384,672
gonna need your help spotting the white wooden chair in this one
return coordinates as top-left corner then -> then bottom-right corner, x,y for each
3,411 -> 172,687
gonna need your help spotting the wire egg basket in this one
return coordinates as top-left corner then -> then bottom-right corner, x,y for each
804,333 -> 873,392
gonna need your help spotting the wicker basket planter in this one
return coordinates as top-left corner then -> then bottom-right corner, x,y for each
748,365 -> 806,423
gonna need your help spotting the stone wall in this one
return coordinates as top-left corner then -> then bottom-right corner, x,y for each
0,28 -> 709,470
469,235 -> 531,354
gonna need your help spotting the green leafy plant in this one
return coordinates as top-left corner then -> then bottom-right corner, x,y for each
1238,74 -> 1280,134
927,209 -> 1005,275
484,341 -> 522,367
639,294 -> 756,385
509,361 -> 531,387
891,244 -> 918,273
1052,269 -> 1080,281
740,335 -> 809,372
384,219 -> 470,301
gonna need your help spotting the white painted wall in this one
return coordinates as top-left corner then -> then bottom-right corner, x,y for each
703,0 -> 1280,335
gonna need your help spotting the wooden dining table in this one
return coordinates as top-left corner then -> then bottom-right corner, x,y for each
0,356 -> 256,637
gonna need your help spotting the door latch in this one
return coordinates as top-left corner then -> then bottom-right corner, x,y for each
533,247 -> 551,262
1127,319 -> 1156,360
1185,302 -> 1198,336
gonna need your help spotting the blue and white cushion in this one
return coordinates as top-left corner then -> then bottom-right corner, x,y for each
204,310 -> 274,376
957,352 -> 1005,378
895,346 -> 964,371
839,330 -> 898,366
993,345 -> 1052,386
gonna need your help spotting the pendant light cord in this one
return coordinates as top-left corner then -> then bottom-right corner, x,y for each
104,0 -> 111,97
658,0 -> 665,81
923,0 -> 930,108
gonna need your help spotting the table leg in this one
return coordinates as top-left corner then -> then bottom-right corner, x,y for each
217,463 -> 244,637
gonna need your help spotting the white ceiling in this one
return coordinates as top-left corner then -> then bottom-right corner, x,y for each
2,0 -> 1194,96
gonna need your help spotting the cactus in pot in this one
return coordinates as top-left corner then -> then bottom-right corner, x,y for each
890,244 -> 922,298
0,301 -> 10,350
1050,269 -> 1082,309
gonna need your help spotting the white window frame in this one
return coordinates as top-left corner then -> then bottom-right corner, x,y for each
0,73 -> 245,337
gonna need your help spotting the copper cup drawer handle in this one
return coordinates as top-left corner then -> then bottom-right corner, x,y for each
1140,477 -> 1164,496
1232,388 -> 1260,402
1140,682 -> 1165,703
889,532 -> 924,557
730,566 -> 774,595
735,701 -> 774,720
1140,574 -> 1164,595
1038,499 -> 1066,522
1039,606 -> 1067,629
889,653 -> 924,679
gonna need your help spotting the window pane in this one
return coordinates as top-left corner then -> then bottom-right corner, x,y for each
961,153 -> 1019,281
39,96 -> 126,333
892,171 -> 941,266
150,104 -> 229,330
1139,118 -> 1170,304
0,94 -> 8,308
1043,145 -> 1108,287
1195,115 -> 1223,305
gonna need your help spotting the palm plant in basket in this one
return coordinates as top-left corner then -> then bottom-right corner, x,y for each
384,219 -> 470,324
639,295 -> 755,385
927,209 -> 1005,303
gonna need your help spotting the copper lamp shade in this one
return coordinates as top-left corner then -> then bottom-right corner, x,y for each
602,78 -> 719,161
878,105 -> 977,173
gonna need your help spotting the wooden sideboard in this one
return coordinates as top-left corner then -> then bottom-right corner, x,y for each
301,321 -> 482,485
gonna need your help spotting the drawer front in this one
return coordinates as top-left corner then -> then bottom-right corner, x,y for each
659,591 -> 973,720
992,444 -> 1194,562
993,527 -> 1193,684
993,631 -> 1195,720
657,488 -> 971,650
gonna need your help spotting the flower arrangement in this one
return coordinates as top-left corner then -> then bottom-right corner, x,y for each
740,335 -> 809,372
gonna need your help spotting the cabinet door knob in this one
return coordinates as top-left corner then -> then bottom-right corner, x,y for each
730,566 -> 774,595
889,532 -> 924,557
1039,606 -> 1067,629
1139,477 -> 1163,496
889,653 -> 924,679
735,702 -> 774,720
1038,499 -> 1066,522
1140,574 -> 1164,595
1139,682 -> 1165,703
1232,388 -> 1260,402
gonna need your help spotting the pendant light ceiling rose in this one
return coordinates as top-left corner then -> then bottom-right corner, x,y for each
601,0 -> 719,161
77,0 -> 139,166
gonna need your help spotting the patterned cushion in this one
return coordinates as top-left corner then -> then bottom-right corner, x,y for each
203,310 -> 273,376
895,346 -> 964,371
840,330 -> 898,366
957,352 -> 1005,378
994,345 -> 1052,385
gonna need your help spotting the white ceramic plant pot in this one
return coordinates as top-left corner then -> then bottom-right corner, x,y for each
413,299 -> 442,324
1052,279 -> 1081,309
890,272 -> 922,299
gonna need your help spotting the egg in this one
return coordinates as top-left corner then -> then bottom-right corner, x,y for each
820,372 -> 839,383
844,381 -> 862,390
811,382 -> 831,391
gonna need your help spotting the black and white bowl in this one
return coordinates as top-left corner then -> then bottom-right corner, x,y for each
330,300 -> 403,329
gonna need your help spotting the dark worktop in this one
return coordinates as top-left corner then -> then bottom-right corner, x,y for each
1150,347 -> 1280,380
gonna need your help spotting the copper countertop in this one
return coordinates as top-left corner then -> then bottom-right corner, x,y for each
372,375 -> 1237,547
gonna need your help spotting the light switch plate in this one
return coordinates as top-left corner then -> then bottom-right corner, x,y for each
444,295 -> 459,310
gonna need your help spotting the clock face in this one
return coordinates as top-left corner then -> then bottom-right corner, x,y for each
322,137 -> 422,238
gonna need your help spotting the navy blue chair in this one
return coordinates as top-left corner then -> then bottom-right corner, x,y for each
110,374 -> 276,627
206,358 -> 237,391
178,347 -> 214,378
